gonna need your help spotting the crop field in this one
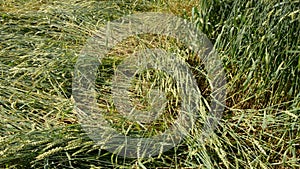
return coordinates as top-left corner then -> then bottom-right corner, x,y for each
0,0 -> 299,168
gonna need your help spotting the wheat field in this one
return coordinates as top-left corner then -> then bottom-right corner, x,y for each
0,0 -> 299,168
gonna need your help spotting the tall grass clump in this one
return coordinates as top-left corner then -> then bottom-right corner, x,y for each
0,0 -> 299,168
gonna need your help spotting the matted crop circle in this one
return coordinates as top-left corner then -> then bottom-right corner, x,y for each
72,12 -> 226,158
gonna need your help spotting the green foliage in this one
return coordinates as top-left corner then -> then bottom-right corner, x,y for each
0,0 -> 299,168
